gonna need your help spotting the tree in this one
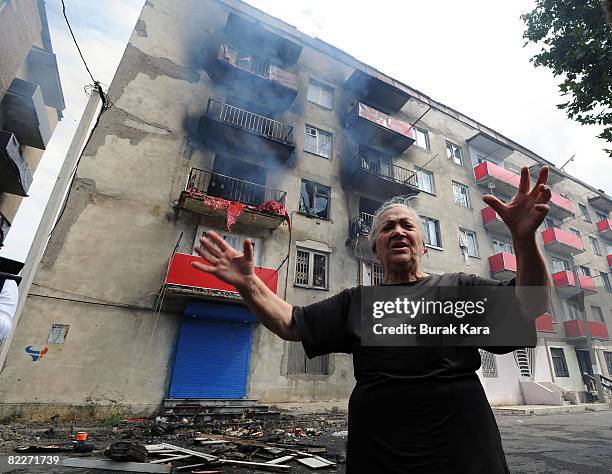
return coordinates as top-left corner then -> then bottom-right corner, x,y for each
522,0 -> 612,157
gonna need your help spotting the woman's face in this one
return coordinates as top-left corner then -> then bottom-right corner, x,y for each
373,207 -> 424,269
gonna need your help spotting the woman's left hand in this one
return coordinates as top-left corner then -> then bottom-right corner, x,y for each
482,165 -> 551,241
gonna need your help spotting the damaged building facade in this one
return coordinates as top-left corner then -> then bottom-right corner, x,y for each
0,0 -> 611,416
0,0 -> 65,271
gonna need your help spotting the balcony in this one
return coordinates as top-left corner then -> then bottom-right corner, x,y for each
552,270 -> 597,298
481,206 -> 509,235
588,194 -> 612,213
347,212 -> 374,256
345,70 -> 411,114
488,252 -> 516,280
467,132 -> 514,161
564,320 -> 609,340
200,99 -> 295,161
529,162 -> 565,185
535,313 -> 555,333
24,46 -> 65,111
596,218 -> 612,241
542,227 -> 584,255
164,252 -> 278,301
343,151 -> 420,198
346,102 -> 415,153
213,43 -> 298,108
548,192 -> 575,220
0,131 -> 32,196
0,78 -> 52,149
178,168 -> 288,229
473,161 -> 520,197
608,254 -> 612,269
224,13 -> 302,66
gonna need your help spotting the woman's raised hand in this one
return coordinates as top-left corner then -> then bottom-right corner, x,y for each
191,230 -> 254,289
482,165 -> 551,241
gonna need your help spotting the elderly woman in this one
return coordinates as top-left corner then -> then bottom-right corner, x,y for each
193,166 -> 551,473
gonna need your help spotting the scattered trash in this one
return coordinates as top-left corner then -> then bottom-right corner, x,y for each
106,441 -> 148,463
331,430 -> 348,437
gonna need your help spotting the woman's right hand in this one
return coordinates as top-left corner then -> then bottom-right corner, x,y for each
191,230 -> 255,290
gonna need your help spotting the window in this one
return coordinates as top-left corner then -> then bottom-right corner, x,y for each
295,248 -> 328,289
544,217 -> 561,229
446,142 -> 463,165
600,271 -> 611,292
550,348 -> 569,377
287,341 -> 329,375
452,181 -> 470,207
421,216 -> 442,248
595,210 -> 608,222
194,227 -> 262,266
47,324 -> 69,344
304,125 -> 332,158
307,80 -> 333,109
414,127 -> 430,149
360,261 -> 384,286
478,350 -> 498,378
591,305 -> 605,323
565,300 -> 582,320
569,228 -> 580,238
492,239 -> 514,254
579,203 -> 591,223
551,257 -> 570,273
589,237 -> 601,256
579,265 -> 591,277
299,180 -> 330,219
608,243 -> 612,256
459,229 -> 479,257
416,169 -> 435,193
605,352 -> 612,376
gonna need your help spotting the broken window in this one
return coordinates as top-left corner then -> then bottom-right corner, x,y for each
299,180 -> 330,219
287,341 -> 329,375
452,181 -> 470,207
295,248 -> 328,290
446,141 -> 463,165
304,125 -> 332,158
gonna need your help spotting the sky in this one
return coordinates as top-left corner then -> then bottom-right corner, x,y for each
1,0 -> 610,263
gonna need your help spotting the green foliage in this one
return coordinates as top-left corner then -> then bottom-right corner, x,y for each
522,0 -> 612,157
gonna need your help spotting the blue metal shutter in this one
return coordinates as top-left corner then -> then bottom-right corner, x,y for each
169,305 -> 254,399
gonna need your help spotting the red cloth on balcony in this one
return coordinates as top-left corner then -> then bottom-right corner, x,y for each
196,195 -> 291,231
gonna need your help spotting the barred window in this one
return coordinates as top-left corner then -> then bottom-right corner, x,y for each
452,181 -> 470,207
287,341 -> 329,375
360,261 -> 384,286
295,248 -> 328,290
478,350 -> 498,378
304,125 -> 332,158
550,348 -> 569,377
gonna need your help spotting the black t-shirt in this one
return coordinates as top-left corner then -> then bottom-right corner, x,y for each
292,272 -> 536,474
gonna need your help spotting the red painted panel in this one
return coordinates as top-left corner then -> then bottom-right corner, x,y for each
535,313 -> 554,332
597,218 -> 612,233
357,102 -> 415,139
488,252 -> 516,273
578,275 -> 596,292
552,270 -> 573,288
481,206 -> 501,225
549,192 -> 574,214
165,253 -> 278,294
541,227 -> 583,251
608,254 -> 612,268
473,161 -> 521,188
564,320 -> 609,339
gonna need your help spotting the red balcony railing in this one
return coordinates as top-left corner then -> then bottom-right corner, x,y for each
348,102 -> 415,152
541,227 -> 584,255
535,313 -> 554,332
488,252 -> 516,280
165,253 -> 278,297
548,193 -> 575,217
608,254 -> 612,269
564,319 -> 609,340
597,218 -> 612,241
473,161 -> 520,196
552,270 -> 596,297
481,206 -> 509,234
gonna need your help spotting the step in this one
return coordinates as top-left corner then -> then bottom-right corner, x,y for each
163,399 -> 258,409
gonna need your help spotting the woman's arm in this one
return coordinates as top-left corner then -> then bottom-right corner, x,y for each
192,230 -> 299,341
483,166 -> 551,320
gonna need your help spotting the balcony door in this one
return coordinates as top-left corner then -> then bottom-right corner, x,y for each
209,155 -> 267,206
492,238 -> 514,254
576,349 -> 593,377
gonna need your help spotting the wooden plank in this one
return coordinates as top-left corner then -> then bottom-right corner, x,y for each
296,457 -> 334,469
149,454 -> 194,463
159,443 -> 217,461
266,455 -> 296,465
218,458 -> 291,472
60,458 -> 172,473
176,462 -> 209,471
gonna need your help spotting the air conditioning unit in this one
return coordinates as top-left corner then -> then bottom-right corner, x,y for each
0,130 -> 32,196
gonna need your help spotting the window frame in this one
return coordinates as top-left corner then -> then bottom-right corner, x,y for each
420,216 -> 442,249
459,228 -> 479,257
360,260 -> 384,286
446,141 -> 463,166
594,210 -> 608,222
304,125 -> 332,159
550,348 -> 570,377
194,226 -> 262,267
564,300 -> 582,321
589,236 -> 602,256
414,126 -> 430,150
307,79 -> 334,110
492,238 -> 514,255
590,305 -> 605,323
294,247 -> 329,290
415,169 -> 435,194
578,203 -> 591,223
452,181 -> 470,207
287,341 -> 330,375
600,271 -> 612,292
299,179 -> 331,220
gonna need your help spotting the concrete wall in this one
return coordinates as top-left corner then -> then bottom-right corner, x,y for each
0,0 -> 610,414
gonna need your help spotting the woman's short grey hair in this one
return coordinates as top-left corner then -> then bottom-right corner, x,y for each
369,196 -> 422,252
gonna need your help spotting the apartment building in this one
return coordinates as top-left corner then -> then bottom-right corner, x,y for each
0,0 -> 609,416
0,0 -> 65,273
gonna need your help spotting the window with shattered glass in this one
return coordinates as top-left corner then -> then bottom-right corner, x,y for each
304,125 -> 332,158
299,180 -> 330,219
446,141 -> 463,165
